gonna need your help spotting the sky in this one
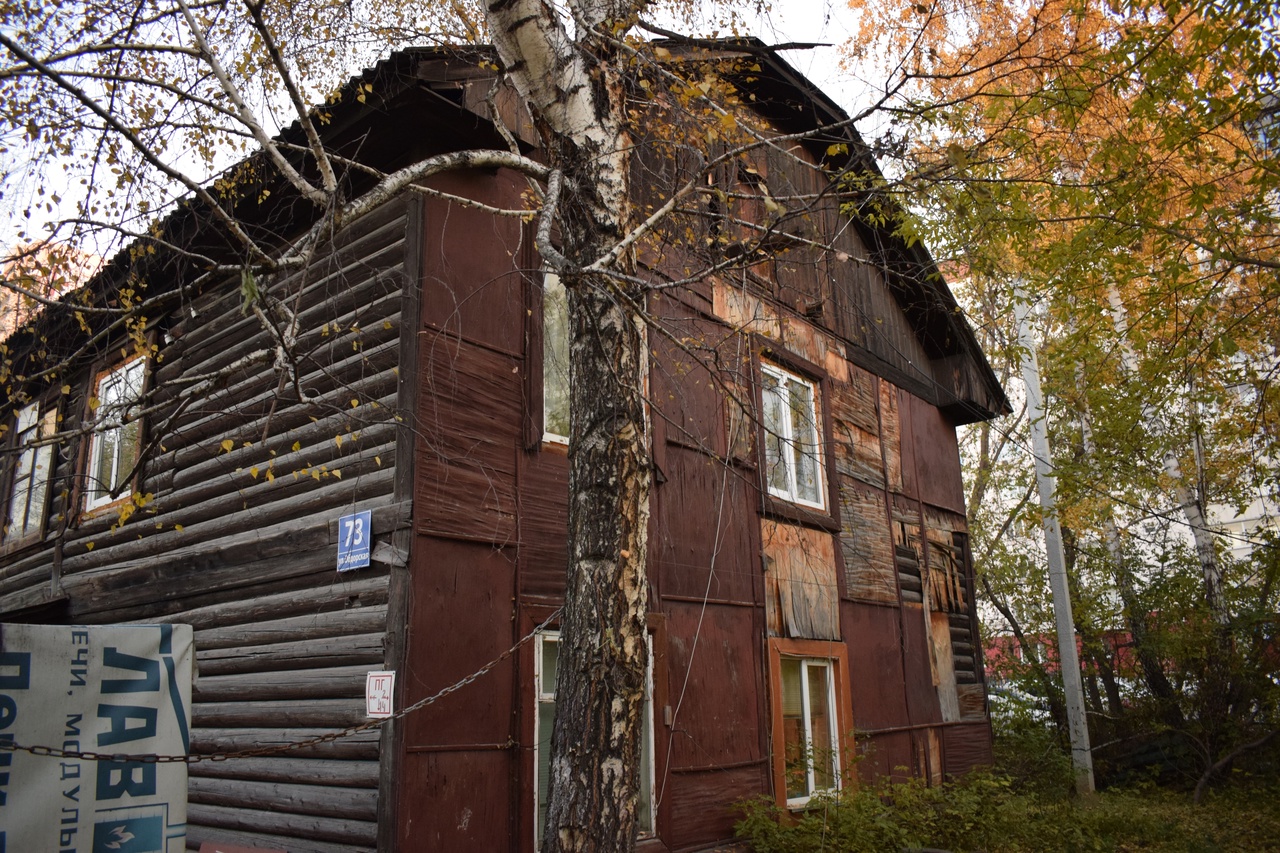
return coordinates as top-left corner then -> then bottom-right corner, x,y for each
0,1 -> 875,259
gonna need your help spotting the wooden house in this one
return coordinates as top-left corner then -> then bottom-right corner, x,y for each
0,44 -> 1009,852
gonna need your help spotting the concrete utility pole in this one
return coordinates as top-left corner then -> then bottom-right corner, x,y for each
1014,288 -> 1096,795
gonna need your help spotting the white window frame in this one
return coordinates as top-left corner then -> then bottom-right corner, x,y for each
761,362 -> 825,510
85,358 -> 145,511
534,630 -> 654,847
779,656 -> 842,807
541,272 -> 570,445
4,401 -> 56,544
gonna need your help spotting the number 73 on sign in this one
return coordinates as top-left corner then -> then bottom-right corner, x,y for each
337,509 -> 372,572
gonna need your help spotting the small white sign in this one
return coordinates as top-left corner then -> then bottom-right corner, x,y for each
337,510 -> 372,572
366,670 -> 395,718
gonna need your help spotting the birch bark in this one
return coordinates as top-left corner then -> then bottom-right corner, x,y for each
487,3 -> 652,850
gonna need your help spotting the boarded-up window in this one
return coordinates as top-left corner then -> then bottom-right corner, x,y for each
837,480 -> 896,604
762,519 -> 839,640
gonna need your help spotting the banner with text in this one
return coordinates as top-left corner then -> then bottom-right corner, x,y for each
0,623 -> 193,853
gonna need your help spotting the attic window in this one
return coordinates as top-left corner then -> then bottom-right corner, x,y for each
84,358 -> 145,512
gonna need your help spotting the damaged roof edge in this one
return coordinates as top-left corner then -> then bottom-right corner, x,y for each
3,39 -> 1010,421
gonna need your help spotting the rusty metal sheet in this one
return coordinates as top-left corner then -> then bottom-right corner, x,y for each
855,730 -> 913,785
957,684 -> 987,721
840,601 -> 908,731
900,602 -> 944,727
906,393 -> 965,513
653,445 -> 757,604
650,301 -> 730,456
420,172 -> 527,355
662,601 -> 766,770
666,764 -> 769,851
761,519 -> 840,641
415,332 -> 521,545
517,451 -> 569,601
942,722 -> 994,776
837,478 -> 897,605
397,750 -> 515,851
402,537 -> 517,748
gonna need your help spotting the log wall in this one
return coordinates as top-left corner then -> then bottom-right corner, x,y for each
0,197 -> 414,853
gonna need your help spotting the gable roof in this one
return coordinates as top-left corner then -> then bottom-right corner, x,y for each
2,41 -> 1008,422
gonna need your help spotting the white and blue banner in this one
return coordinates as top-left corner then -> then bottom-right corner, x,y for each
0,623 -> 193,853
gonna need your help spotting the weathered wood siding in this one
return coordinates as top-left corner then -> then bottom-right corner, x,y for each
0,198 -> 413,853
392,135 -> 996,849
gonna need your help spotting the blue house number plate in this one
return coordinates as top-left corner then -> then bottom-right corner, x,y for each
337,509 -> 372,572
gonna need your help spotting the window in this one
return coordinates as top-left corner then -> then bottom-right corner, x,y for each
761,363 -> 824,509
780,658 -> 839,803
85,359 -> 145,511
768,639 -> 850,808
542,272 -> 569,443
3,401 -> 56,545
535,631 -> 653,846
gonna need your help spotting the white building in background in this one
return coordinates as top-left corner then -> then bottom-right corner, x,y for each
1210,488 -> 1279,562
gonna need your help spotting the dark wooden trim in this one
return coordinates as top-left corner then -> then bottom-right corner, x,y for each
521,219 -> 545,451
750,336 -> 842,532
378,194 -> 423,853
73,350 -> 152,524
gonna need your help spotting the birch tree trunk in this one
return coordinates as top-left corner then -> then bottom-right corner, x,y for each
488,3 -> 652,850
1076,378 -> 1184,725
1105,286 -> 1227,626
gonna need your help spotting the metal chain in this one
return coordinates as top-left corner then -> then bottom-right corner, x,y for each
0,608 -> 562,765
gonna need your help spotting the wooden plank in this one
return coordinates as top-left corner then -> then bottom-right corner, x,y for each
879,378 -> 903,493
189,756 -> 379,788
66,546 -> 337,617
186,803 -> 377,847
170,412 -> 397,494
190,727 -> 380,760
151,575 -> 387,630
193,699 -> 369,728
195,605 -> 387,649
0,573 -> 63,615
61,467 -> 398,578
194,665 -> 369,702
156,337 -> 399,454
188,777 -> 378,821
196,633 -> 385,676
186,823 -> 374,853
760,519 -> 840,641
